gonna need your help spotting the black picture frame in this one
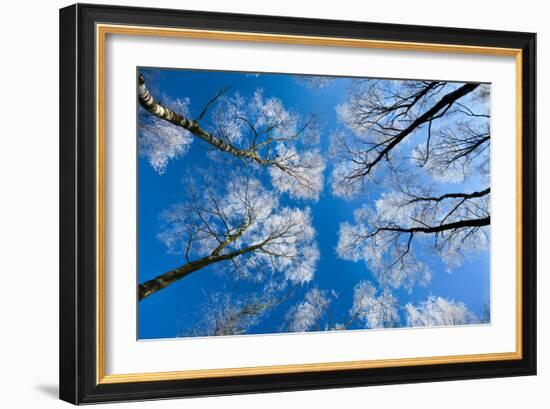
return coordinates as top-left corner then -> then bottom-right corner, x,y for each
60,3 -> 536,404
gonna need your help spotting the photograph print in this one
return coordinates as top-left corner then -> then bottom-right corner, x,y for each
137,67 -> 491,340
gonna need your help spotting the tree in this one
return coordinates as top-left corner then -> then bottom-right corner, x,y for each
283,288 -> 333,332
138,74 -> 325,200
138,172 -> 319,300
294,75 -> 334,90
282,280 -> 399,332
330,79 -> 489,193
180,283 -> 291,337
337,185 -> 490,290
333,79 -> 491,290
405,296 -> 478,327
348,280 -> 400,329
138,95 -> 193,174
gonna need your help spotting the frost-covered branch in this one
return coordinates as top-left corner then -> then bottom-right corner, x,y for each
347,281 -> 400,329
330,80 -> 490,197
405,296 -> 478,327
181,284 -> 293,337
138,97 -> 193,174
282,288 -> 334,332
332,79 -> 491,289
337,187 -> 490,290
282,280 -> 400,332
138,74 -> 325,199
294,75 -> 334,90
138,172 -> 319,300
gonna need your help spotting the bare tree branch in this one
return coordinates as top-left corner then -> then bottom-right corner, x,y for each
348,83 -> 480,178
138,74 -> 325,199
139,173 -> 319,300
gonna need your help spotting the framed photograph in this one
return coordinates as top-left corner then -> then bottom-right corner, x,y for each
59,3 -> 536,404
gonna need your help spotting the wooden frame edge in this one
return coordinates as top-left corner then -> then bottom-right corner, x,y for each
98,352 -> 522,384
94,23 -> 525,385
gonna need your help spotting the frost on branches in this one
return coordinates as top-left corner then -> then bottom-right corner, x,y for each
282,281 -> 400,332
283,288 -> 332,332
350,281 -> 400,328
330,80 -> 490,194
334,79 -> 491,291
405,296 -> 479,327
139,75 -> 325,200
138,97 -> 193,174
294,75 -> 334,90
337,186 -> 490,290
138,172 -> 319,300
181,286 -> 285,337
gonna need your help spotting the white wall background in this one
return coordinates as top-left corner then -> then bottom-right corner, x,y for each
0,0 -> 546,407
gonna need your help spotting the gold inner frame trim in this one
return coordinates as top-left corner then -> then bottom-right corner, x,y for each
96,23 -> 523,385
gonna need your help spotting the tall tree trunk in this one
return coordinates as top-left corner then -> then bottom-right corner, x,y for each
138,74 -> 264,162
360,82 -> 480,175
139,257 -> 214,301
138,241 -> 266,300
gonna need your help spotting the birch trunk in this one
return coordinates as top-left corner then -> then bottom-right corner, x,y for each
138,241 -> 265,300
138,74 -> 267,163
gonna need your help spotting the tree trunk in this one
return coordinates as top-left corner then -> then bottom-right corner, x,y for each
138,241 -> 266,301
138,257 -> 214,301
138,74 -> 263,162
362,82 -> 480,175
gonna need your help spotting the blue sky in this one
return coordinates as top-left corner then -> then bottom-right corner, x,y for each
137,68 -> 490,339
